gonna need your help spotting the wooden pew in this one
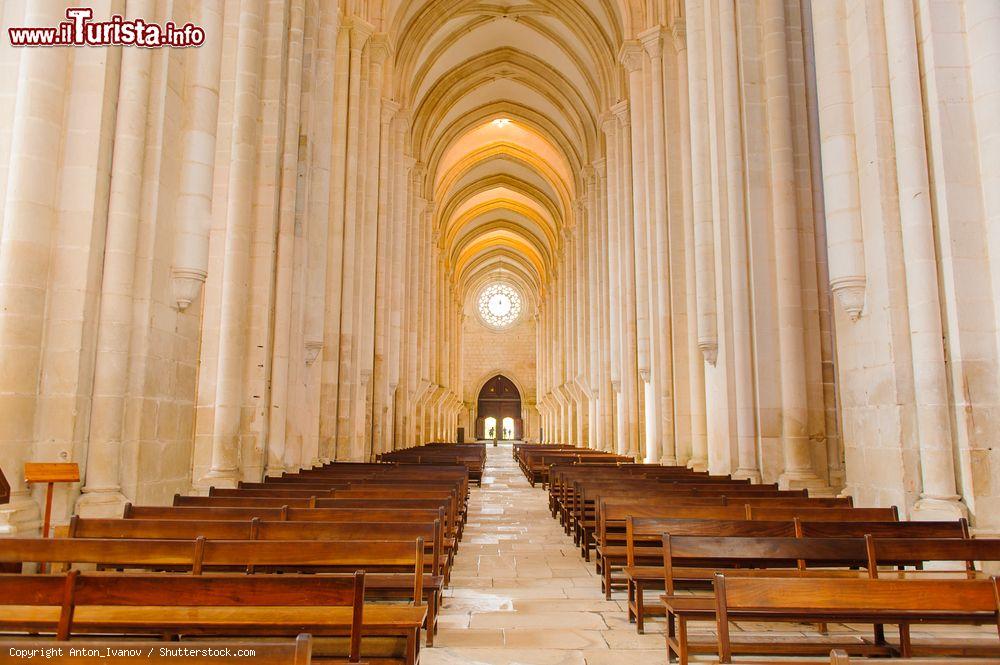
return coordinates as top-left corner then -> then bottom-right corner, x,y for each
123,505 -> 454,538
0,635 -> 313,664
67,518 -> 446,642
0,571 -> 428,664
621,518 -> 969,633
662,535 -> 999,663
714,576 -> 999,662
625,518 -> 797,633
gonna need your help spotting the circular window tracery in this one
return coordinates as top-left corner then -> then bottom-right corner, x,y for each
478,282 -> 522,330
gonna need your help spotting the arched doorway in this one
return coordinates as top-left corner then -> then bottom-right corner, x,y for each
476,375 -> 522,440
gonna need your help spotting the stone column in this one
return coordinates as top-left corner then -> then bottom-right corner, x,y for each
171,1 -> 225,311
601,115 -> 625,454
883,0 -> 964,519
686,0 -> 718,364
810,0 -> 866,322
642,27 -> 678,465
674,21 -> 708,471
615,103 -> 641,459
761,0 -> 824,490
622,41 -> 659,463
717,0 -> 759,482
303,6 -> 337,358
317,23 -> 352,461
265,0 -> 307,475
77,1 -> 155,516
334,18 -> 371,459
202,0 -> 264,487
0,1 -> 69,533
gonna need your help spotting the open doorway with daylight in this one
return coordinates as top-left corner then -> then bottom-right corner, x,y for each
476,375 -> 522,440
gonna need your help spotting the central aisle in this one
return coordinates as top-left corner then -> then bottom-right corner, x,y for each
424,445 -> 663,665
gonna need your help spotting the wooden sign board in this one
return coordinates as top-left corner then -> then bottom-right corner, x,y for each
24,462 -> 79,484
0,466 -> 9,505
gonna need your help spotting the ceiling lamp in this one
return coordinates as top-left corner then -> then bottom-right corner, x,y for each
492,118 -> 511,128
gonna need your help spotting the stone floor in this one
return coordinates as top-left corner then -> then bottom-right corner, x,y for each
421,444 -> 992,665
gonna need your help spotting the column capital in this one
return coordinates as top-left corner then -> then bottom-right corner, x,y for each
591,158 -> 607,175
618,40 -> 644,73
670,19 -> 686,51
611,100 -> 630,125
411,161 -> 427,181
600,112 -> 618,135
381,98 -> 400,124
639,27 -> 665,58
347,16 -> 374,47
368,33 -> 393,64
392,106 -> 411,128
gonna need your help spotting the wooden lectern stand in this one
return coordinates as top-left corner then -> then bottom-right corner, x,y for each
0,465 -> 9,505
24,462 -> 79,538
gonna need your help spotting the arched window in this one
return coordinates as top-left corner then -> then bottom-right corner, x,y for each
477,282 -> 522,330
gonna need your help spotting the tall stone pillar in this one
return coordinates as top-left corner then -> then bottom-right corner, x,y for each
760,0 -> 825,490
717,0 -> 759,482
334,18 -> 372,459
202,0 -> 264,488
266,0 -> 307,475
686,0 -> 718,365
0,1 -> 69,533
614,103 -> 641,459
318,23 -> 352,461
78,1 -> 156,516
675,19 -> 708,471
883,0 -> 964,519
621,42 -> 659,463
641,28 -> 677,465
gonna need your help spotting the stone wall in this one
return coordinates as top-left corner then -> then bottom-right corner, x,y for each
461,314 -> 539,442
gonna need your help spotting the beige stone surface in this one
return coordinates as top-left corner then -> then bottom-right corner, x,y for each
0,0 -> 996,542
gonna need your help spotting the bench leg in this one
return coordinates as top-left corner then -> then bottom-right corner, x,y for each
666,611 -> 676,662
678,616 -> 689,665
899,623 -> 911,658
425,593 -> 438,647
604,565 -> 613,600
634,584 -> 644,634
626,579 -> 636,623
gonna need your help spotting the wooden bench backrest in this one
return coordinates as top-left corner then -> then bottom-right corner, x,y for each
210,487 -> 340,497
626,518 -> 797,566
0,538 -> 195,568
175,496 -> 314,508
867,537 -> 1000,574
70,517 -> 254,540
69,517 -> 444,576
716,574 -> 998,613
749,506 -> 898,522
0,570 -> 365,657
797,519 -> 967,538
666,535 -> 869,567
599,504 -> 748,545
126,505 -> 287,520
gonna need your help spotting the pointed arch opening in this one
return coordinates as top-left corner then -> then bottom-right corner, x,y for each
476,374 -> 523,440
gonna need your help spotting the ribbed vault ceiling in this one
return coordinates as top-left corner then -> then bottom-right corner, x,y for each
385,0 -> 634,311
